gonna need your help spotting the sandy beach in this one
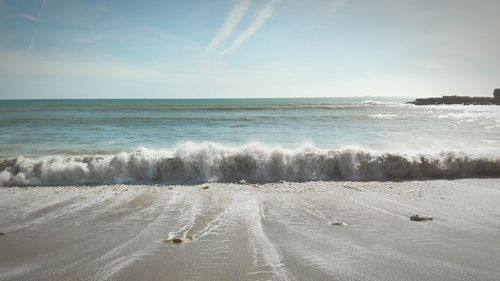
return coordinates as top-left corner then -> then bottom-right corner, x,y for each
1,179 -> 499,281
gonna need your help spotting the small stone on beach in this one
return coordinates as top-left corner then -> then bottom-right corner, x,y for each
330,221 -> 348,226
163,235 -> 193,244
410,215 -> 433,222
163,237 -> 185,244
0,232 -> 5,235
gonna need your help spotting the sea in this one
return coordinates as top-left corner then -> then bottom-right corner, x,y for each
1,97 -> 499,186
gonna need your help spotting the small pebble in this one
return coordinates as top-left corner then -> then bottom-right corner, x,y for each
410,215 -> 433,222
163,235 -> 193,244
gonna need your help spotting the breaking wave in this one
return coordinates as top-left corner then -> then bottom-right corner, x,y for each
1,143 -> 499,186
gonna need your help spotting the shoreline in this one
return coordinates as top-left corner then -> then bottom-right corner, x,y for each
1,179 -> 500,280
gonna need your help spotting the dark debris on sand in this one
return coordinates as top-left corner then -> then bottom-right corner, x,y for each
410,215 -> 434,222
163,235 -> 193,244
330,221 -> 348,226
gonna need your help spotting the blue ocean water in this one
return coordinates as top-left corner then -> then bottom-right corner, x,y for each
0,98 -> 499,185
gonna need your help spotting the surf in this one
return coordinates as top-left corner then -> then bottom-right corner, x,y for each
1,142 -> 499,186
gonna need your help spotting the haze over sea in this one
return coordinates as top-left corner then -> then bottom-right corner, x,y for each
1,98 -> 499,186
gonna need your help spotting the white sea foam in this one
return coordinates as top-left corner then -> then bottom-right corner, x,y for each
1,142 -> 499,186
362,100 -> 409,107
369,114 -> 398,119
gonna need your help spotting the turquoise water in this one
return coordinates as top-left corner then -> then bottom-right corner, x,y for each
1,97 -> 499,156
0,98 -> 499,185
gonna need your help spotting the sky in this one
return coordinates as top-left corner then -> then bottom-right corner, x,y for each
0,0 -> 499,99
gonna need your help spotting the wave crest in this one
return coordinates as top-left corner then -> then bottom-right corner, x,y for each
1,143 -> 499,186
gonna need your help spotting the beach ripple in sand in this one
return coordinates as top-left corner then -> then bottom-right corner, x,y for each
0,179 -> 500,281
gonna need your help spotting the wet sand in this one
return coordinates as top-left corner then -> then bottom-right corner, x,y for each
1,179 -> 500,281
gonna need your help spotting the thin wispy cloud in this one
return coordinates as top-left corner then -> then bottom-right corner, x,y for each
38,0 -> 48,17
27,30 -> 37,54
23,0 -> 47,22
22,14 -> 41,22
205,0 -> 252,54
27,0 -> 48,54
220,0 -> 279,57
330,0 -> 350,14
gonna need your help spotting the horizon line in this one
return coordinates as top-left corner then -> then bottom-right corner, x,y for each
0,96 -> 415,101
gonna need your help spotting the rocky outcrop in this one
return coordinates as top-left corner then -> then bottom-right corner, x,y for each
494,89 -> 500,105
411,95 -> 494,105
409,90 -> 499,105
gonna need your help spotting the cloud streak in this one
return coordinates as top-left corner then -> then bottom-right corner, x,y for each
23,0 -> 47,22
27,32 -> 37,54
39,0 -> 48,17
205,0 -> 252,54
330,0 -> 350,14
220,0 -> 279,57
27,0 -> 48,54
22,14 -> 41,22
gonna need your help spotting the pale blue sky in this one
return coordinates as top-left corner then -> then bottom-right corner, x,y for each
0,0 -> 499,99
